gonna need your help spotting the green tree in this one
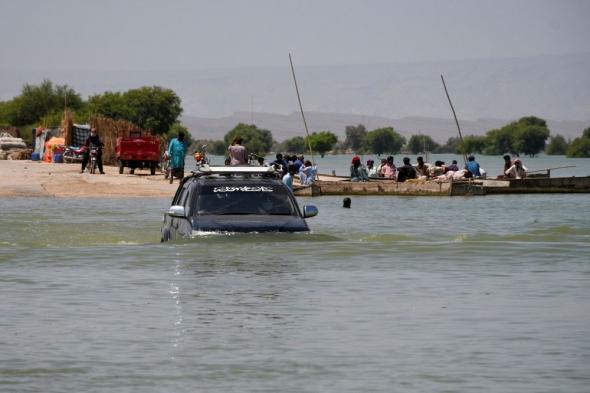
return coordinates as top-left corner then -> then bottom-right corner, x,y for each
0,79 -> 83,126
88,86 -> 182,135
344,124 -> 368,151
87,91 -> 129,120
513,125 -> 550,157
566,128 -> 590,158
483,127 -> 516,155
365,127 -> 405,155
282,136 -> 306,153
210,140 -> 227,156
462,135 -> 487,155
224,123 -> 274,156
545,134 -> 569,155
305,131 -> 338,157
406,134 -> 439,154
483,116 -> 550,156
433,136 -> 461,153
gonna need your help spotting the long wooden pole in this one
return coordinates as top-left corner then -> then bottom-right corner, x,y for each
289,53 -> 315,166
527,165 -> 576,174
440,74 -> 467,167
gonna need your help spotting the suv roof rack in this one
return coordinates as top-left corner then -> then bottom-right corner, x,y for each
193,164 -> 281,177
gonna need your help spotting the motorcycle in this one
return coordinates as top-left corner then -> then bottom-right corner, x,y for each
63,146 -> 85,163
193,144 -> 209,169
88,147 -> 99,174
162,151 -> 171,179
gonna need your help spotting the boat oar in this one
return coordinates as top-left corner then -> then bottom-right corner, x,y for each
527,165 -> 576,173
527,165 -> 576,177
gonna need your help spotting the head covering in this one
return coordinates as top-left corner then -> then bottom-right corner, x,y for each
352,156 -> 361,165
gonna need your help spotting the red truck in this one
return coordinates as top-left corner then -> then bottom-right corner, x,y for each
116,132 -> 161,175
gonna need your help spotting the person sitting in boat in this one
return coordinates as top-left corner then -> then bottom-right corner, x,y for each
299,160 -> 317,185
367,159 -> 379,177
375,158 -> 387,177
465,155 -> 482,177
415,156 -> 430,178
270,153 -> 288,176
380,156 -> 396,179
293,155 -> 304,172
446,159 -> 459,172
505,159 -> 528,179
433,168 -> 473,182
428,160 -> 446,178
397,157 -> 418,182
256,156 -> 268,166
350,156 -> 369,182
500,154 -> 513,178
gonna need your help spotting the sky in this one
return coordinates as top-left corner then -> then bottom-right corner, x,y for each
1,0 -> 589,71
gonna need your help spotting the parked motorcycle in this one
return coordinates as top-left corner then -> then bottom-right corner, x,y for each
162,151 -> 171,179
63,146 -> 85,163
193,144 -> 209,168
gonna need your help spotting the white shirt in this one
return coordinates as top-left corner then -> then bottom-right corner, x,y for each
505,164 -> 528,179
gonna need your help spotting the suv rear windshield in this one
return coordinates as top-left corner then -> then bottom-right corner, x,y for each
195,184 -> 297,216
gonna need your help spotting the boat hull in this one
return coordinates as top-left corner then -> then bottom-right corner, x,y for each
293,176 -> 590,196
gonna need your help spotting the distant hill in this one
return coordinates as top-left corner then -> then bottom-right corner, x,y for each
1,52 -> 589,135
182,112 -> 590,143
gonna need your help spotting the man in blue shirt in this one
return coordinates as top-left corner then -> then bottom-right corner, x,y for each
465,155 -> 481,177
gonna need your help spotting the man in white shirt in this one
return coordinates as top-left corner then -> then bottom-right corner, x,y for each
505,159 -> 528,179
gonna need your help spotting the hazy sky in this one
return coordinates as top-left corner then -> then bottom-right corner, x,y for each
1,0 -> 589,71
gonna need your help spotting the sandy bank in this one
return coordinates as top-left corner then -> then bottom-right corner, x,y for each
0,160 -> 178,198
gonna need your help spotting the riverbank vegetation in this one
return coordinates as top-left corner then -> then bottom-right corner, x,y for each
1,80 -> 589,157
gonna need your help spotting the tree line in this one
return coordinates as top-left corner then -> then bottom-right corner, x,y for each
200,117 -> 590,159
0,79 -> 187,145
1,80 -> 589,157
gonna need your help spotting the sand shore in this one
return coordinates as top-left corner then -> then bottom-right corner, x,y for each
0,160 -> 178,198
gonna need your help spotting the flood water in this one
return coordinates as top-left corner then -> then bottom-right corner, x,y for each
1,155 -> 590,392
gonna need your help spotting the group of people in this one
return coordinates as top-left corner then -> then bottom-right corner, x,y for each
350,155 -> 474,182
81,129 -> 529,188
269,153 -> 317,191
225,137 -> 317,191
350,154 -> 527,182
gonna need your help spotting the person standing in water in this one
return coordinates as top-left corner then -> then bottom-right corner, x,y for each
282,164 -> 297,191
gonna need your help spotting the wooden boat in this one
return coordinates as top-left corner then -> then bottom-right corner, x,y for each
293,175 -> 590,197
480,176 -> 590,194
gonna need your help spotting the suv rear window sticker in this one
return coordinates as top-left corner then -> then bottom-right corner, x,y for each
213,186 -> 274,193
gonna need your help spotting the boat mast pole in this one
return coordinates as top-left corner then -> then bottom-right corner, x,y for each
440,74 -> 467,167
289,53 -> 315,166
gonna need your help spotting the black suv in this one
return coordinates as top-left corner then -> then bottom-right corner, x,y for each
161,166 -> 318,241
